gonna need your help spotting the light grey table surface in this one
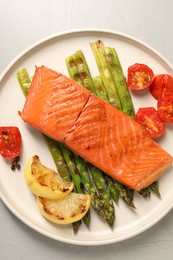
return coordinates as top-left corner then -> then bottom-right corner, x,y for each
0,0 -> 173,259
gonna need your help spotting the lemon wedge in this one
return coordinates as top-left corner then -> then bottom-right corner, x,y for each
37,193 -> 91,224
24,155 -> 74,199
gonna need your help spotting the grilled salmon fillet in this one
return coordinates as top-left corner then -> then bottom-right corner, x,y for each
20,66 -> 173,191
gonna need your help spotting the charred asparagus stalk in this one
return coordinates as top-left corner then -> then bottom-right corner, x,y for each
114,180 -> 135,208
66,56 -> 83,85
73,50 -> 96,94
90,40 -> 122,109
73,154 -> 115,222
74,153 -> 116,226
93,75 -> 109,102
104,47 -> 135,118
149,181 -> 161,198
55,143 -> 91,228
17,68 -> 31,96
89,165 -> 115,226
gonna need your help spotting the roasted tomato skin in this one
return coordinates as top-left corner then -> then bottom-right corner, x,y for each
127,63 -> 154,90
0,127 -> 22,159
135,107 -> 166,139
157,95 -> 173,123
150,74 -> 173,100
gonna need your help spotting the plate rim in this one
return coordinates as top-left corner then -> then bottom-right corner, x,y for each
0,28 -> 173,246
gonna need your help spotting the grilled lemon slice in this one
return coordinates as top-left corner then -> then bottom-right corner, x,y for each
37,193 -> 91,224
24,155 -> 74,199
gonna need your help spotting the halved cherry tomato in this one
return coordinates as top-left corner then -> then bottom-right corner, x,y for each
0,127 -> 22,159
150,74 -> 173,100
157,95 -> 173,123
127,63 -> 154,90
135,107 -> 166,139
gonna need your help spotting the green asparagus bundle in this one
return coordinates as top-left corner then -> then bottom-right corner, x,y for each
90,40 -> 122,110
104,47 -> 135,118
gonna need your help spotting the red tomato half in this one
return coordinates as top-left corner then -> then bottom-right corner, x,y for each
150,74 -> 173,100
157,95 -> 173,123
127,63 -> 154,90
135,107 -> 166,139
0,127 -> 22,159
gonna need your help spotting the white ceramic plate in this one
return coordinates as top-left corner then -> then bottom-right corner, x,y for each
0,29 -> 173,246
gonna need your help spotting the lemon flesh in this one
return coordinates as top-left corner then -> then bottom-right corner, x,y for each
24,155 -> 74,199
37,193 -> 91,224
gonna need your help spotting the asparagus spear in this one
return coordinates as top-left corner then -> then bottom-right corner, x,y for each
149,181 -> 161,198
113,180 -> 135,208
16,68 -> 31,97
58,143 -> 90,228
17,69 -> 82,233
104,47 -> 135,118
104,175 -> 119,204
138,187 -> 151,199
65,56 -> 83,85
73,50 -> 96,94
45,137 -> 71,182
90,40 -> 122,110
93,76 -> 109,102
89,165 -> 115,226
73,154 -> 115,221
